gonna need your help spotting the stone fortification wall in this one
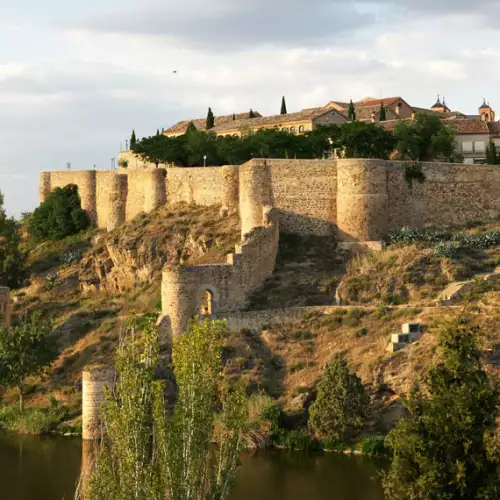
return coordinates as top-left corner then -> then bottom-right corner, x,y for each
165,165 -> 239,211
82,367 -> 114,440
240,159 -> 337,236
0,287 -> 11,329
118,150 -> 169,170
386,162 -> 500,229
161,206 -> 279,337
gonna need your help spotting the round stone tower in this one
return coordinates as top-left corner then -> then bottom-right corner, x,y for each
82,367 -> 114,440
337,159 -> 388,247
239,160 -> 272,238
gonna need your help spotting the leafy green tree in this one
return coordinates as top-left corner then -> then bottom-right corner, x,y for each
348,99 -> 356,121
308,354 -> 369,441
249,109 -> 256,119
0,191 -> 26,288
0,312 -> 57,411
129,130 -> 137,150
394,113 -> 456,161
486,140 -> 498,165
86,317 -> 246,500
383,318 -> 500,500
28,185 -> 90,242
206,107 -> 215,130
379,101 -> 387,121
281,96 -> 287,115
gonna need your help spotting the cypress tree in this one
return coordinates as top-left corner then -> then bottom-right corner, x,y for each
232,113 -> 236,121
130,130 -> 137,149
379,101 -> 387,122
249,109 -> 256,119
348,100 -> 356,122
206,107 -> 215,130
486,140 -> 497,164
281,96 -> 287,115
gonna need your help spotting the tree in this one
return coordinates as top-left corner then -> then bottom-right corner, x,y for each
394,113 -> 456,161
0,191 -> 26,288
249,109 -> 256,119
130,130 -> 137,150
281,96 -> 287,115
206,107 -> 215,130
486,139 -> 498,165
308,354 -> 369,441
28,185 -> 90,242
379,101 -> 387,121
383,318 -> 500,500
348,99 -> 356,121
86,317 -> 246,500
0,312 -> 57,411
232,113 -> 236,121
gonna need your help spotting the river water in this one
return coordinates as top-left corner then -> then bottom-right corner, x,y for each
0,433 -> 385,500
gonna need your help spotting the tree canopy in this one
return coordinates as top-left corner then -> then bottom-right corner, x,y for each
0,312 -> 57,411
394,113 -> 457,161
383,318 -> 500,500
28,185 -> 90,242
0,191 -> 26,288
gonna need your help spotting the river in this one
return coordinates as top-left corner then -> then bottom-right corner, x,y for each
0,433 -> 385,500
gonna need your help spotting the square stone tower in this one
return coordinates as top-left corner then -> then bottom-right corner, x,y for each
0,287 -> 12,329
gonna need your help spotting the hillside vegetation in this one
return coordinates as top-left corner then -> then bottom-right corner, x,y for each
6,205 -> 500,442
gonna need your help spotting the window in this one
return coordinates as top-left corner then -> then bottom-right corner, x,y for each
474,141 -> 486,153
199,290 -> 214,316
299,125 -> 305,133
462,141 -> 473,153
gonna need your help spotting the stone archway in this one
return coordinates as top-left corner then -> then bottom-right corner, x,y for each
196,285 -> 219,317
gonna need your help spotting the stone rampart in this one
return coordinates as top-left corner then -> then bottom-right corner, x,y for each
161,206 -> 279,337
165,165 -> 239,211
82,367 -> 114,440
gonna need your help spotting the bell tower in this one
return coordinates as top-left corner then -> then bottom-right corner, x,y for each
479,99 -> 495,122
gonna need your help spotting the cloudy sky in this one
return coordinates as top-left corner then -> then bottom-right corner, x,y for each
1,0 -> 499,216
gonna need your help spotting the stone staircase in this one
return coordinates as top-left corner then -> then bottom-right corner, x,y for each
437,266 -> 500,305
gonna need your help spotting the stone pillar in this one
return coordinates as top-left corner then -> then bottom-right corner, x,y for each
82,367 -> 114,440
337,159 -> 388,250
0,287 -> 11,329
239,160 -> 272,238
39,172 -> 51,204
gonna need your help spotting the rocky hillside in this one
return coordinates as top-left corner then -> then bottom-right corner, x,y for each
7,206 -> 500,437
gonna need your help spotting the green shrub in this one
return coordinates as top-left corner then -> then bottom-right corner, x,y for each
308,354 -> 369,441
274,429 -> 319,452
28,185 -> 90,242
361,435 -> 388,457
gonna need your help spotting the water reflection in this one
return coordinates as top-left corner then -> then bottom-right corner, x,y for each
0,433 -> 385,500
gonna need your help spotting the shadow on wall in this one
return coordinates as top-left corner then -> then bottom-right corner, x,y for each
277,210 -> 337,236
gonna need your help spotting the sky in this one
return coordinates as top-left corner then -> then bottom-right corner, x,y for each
1,0 -> 499,217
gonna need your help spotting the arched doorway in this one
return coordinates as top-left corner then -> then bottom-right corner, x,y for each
199,289 -> 215,316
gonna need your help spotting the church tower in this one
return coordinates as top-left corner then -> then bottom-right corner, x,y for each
479,99 -> 495,122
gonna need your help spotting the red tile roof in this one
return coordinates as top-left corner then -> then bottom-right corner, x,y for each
164,111 -> 262,134
487,122 -> 500,136
448,119 -> 490,134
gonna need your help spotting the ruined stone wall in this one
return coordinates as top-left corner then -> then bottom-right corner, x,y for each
0,287 -> 11,329
161,207 -> 279,337
82,367 -> 114,440
165,166 -> 239,211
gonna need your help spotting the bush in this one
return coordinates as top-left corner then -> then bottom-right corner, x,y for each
361,435 -> 388,457
308,354 -> 369,441
273,429 -> 319,452
28,185 -> 90,242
